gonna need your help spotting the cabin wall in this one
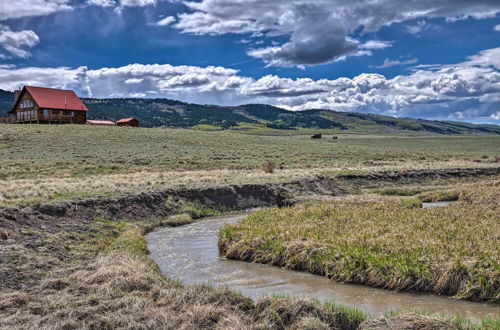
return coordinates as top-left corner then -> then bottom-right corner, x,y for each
12,90 -> 39,122
36,109 -> 86,124
117,120 -> 139,127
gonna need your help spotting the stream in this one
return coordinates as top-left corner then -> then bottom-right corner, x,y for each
146,212 -> 499,322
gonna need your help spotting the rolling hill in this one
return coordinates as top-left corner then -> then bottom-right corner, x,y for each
1,88 -> 499,135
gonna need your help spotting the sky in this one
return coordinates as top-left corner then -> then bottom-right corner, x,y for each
0,0 -> 499,124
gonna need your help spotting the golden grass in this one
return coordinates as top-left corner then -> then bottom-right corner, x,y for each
219,178 -> 500,302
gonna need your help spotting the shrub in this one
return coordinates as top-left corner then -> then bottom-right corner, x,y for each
162,213 -> 193,227
0,229 -> 9,240
262,161 -> 276,174
179,202 -> 221,219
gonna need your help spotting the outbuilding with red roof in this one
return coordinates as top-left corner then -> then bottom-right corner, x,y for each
4,86 -> 88,124
116,117 -> 139,127
86,120 -> 116,126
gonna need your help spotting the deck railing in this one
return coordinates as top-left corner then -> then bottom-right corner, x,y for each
0,114 -> 78,124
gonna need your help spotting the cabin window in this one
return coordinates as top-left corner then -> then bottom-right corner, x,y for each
43,109 -> 51,116
20,99 -> 34,109
70,111 -> 75,117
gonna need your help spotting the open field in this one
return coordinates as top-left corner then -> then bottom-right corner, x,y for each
1,125 -> 499,205
219,177 -> 500,303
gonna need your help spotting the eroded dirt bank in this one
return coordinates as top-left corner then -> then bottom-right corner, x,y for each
3,166 -> 499,237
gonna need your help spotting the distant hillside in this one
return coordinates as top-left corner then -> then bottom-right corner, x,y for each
0,89 -> 13,114
1,88 -> 499,135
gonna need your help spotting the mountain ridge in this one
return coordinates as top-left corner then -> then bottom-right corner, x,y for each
1,89 -> 498,135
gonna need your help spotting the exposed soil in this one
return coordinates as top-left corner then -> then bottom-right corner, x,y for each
335,167 -> 500,191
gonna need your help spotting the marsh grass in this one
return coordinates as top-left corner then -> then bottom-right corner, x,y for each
418,189 -> 461,202
382,309 -> 500,330
2,199 -> 498,328
372,187 -> 423,196
162,213 -> 194,227
219,180 -> 500,302
179,201 -> 222,219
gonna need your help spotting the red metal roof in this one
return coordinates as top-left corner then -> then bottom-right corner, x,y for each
12,86 -> 88,112
116,117 -> 138,123
86,120 -> 115,125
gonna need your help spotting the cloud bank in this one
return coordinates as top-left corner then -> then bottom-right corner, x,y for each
0,47 -> 498,123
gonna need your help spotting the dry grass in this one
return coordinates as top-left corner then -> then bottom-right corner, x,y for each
0,252 -> 255,329
0,216 -> 367,330
219,178 -> 500,302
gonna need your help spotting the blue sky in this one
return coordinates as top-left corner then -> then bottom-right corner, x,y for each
0,0 -> 499,123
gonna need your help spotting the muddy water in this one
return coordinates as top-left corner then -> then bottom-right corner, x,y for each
146,213 -> 499,322
422,201 -> 456,208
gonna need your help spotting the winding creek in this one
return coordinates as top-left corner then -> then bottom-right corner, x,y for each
146,212 -> 499,322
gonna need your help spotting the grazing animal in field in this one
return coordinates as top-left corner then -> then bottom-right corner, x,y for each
311,133 -> 322,139
332,136 -> 338,139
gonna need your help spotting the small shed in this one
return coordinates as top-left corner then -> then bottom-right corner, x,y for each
86,120 -> 116,126
116,117 -> 139,127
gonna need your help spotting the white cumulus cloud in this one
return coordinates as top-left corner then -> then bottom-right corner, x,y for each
0,25 -> 40,58
0,0 -> 72,21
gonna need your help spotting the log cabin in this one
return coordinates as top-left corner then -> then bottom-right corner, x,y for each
1,86 -> 88,124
